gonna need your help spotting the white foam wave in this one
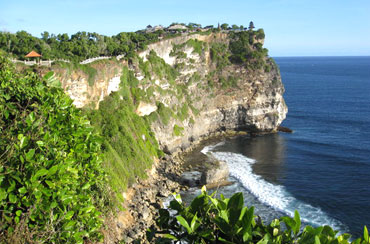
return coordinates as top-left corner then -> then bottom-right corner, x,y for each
202,146 -> 345,230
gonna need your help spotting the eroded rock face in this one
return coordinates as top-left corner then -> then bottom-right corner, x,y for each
135,102 -> 157,116
56,33 -> 287,153
129,33 -> 287,153
53,60 -> 125,108
201,160 -> 229,185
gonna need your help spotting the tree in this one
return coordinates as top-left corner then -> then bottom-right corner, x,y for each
232,24 -> 239,30
249,21 -> 255,30
256,28 -> 265,39
41,31 -> 49,42
221,23 -> 229,30
188,22 -> 201,30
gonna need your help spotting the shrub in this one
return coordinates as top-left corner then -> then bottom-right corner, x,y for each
157,102 -> 173,126
186,39 -> 206,56
210,43 -> 230,69
0,57 -> 109,243
173,124 -> 184,136
147,50 -> 178,82
176,104 -> 189,121
149,188 -> 370,244
79,64 -> 97,86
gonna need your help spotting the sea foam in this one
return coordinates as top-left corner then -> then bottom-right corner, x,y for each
201,144 -> 346,231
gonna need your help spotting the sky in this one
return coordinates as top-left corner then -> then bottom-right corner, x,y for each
0,0 -> 369,56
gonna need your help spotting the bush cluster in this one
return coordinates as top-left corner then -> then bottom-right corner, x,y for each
229,29 -> 271,71
149,188 -> 369,244
0,57 -> 109,243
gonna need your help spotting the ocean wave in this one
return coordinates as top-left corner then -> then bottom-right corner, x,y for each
202,145 -> 347,231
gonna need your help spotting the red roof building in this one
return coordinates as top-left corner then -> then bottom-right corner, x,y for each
25,51 -> 42,58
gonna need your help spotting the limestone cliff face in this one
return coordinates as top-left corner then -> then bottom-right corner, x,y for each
51,60 -> 125,108
134,33 -> 287,152
55,32 -> 287,152
150,65 -> 287,153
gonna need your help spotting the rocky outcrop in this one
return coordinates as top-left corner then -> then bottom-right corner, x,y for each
180,161 -> 229,187
180,171 -> 202,187
201,160 -> 229,185
42,60 -> 126,108
52,34 -> 287,143
139,33 -> 287,153
102,155 -> 186,243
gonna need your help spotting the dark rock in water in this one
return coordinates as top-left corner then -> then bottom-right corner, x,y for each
201,160 -> 229,185
278,126 -> 293,133
180,171 -> 202,187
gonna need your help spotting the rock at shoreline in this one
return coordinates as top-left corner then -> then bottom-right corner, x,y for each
180,159 -> 230,189
180,171 -> 202,187
278,126 -> 293,133
201,160 -> 229,185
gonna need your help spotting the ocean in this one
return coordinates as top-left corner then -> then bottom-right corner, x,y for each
183,56 -> 370,237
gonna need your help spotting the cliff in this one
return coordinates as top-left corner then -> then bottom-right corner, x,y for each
134,32 -> 287,152
52,31 -> 287,153
25,29 -> 288,242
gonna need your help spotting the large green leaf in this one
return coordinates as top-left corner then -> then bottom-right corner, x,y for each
364,226 -> 369,242
176,215 -> 191,234
293,210 -> 301,235
227,192 -> 244,211
32,168 -> 49,181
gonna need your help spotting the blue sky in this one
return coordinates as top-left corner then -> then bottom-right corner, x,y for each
0,0 -> 369,56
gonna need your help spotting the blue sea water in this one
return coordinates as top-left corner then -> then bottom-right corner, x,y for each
186,57 -> 370,237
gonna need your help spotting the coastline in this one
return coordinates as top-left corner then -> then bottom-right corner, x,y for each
116,129 -> 273,242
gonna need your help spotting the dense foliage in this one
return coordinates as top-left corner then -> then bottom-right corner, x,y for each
85,66 -> 162,197
149,188 -> 370,244
0,57 -> 110,243
229,29 -> 269,70
0,23 -> 258,63
0,30 -> 168,62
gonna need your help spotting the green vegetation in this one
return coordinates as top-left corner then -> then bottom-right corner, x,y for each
210,42 -> 231,69
189,29 -> 213,36
219,75 -> 239,89
221,23 -> 229,30
56,61 -> 98,86
85,67 -> 162,196
0,57 -> 110,243
139,50 -> 178,85
2,24 -> 370,244
249,21 -> 255,31
170,39 -> 206,60
173,124 -> 184,137
157,102 -> 174,126
149,188 -> 370,244
186,39 -> 207,56
0,30 -> 169,62
229,29 -> 270,71
170,43 -> 187,59
176,104 -> 189,122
